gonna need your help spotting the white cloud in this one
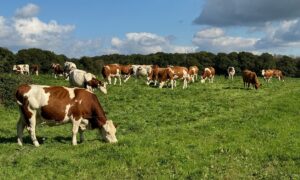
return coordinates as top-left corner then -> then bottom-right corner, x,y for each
0,16 -> 12,38
193,28 -> 258,52
255,19 -> 300,51
15,3 -> 39,18
109,32 -> 196,54
13,17 -> 74,46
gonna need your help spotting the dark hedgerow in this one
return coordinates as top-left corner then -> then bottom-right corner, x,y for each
0,74 -> 32,108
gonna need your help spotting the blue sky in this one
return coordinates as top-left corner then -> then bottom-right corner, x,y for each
1,0 -> 300,57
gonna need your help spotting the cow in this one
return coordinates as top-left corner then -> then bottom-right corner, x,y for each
147,65 -> 174,89
69,69 -> 107,94
201,67 -> 215,83
30,64 -> 39,76
188,66 -> 199,83
262,69 -> 284,82
171,66 -> 189,89
146,65 -> 160,86
132,65 -> 152,78
242,70 -> 261,89
15,84 -> 117,147
227,67 -> 235,80
51,63 -> 64,78
64,61 -> 77,80
102,64 -> 122,85
13,64 -> 30,75
120,64 -> 133,82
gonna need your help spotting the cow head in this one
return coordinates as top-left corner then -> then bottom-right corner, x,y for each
255,83 -> 262,89
100,120 -> 117,143
87,78 -> 107,94
98,80 -> 107,94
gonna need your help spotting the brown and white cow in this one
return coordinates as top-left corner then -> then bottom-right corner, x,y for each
16,84 -> 117,147
69,69 -> 107,94
171,66 -> 189,89
201,67 -> 215,83
102,64 -> 121,85
262,69 -> 284,82
30,64 -> 39,76
120,64 -> 133,82
188,66 -> 199,83
243,70 -> 261,89
147,65 -> 174,89
227,67 -> 235,80
13,64 -> 30,75
51,63 -> 64,78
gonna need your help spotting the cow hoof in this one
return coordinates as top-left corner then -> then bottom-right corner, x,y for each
33,141 -> 40,147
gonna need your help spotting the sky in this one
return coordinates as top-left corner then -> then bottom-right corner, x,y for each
1,0 -> 300,58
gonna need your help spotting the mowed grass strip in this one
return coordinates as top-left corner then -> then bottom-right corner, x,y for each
0,74 -> 299,179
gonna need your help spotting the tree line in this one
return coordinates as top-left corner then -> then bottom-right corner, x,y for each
1,47 -> 300,77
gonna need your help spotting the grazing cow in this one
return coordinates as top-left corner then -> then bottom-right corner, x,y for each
64,61 -> 77,80
188,66 -> 199,82
171,66 -> 189,89
120,64 -> 133,82
102,64 -> 121,85
51,63 -> 64,78
147,66 -> 174,89
146,65 -> 160,86
243,70 -> 261,89
30,64 -> 39,76
16,84 -> 117,147
262,69 -> 284,82
201,67 -> 215,83
227,67 -> 235,80
133,65 -> 152,78
13,64 -> 30,75
69,69 -> 107,94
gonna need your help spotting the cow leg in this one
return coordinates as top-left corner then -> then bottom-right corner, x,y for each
107,76 -> 111,85
17,116 -> 26,146
72,119 -> 81,145
79,128 -> 85,143
27,110 -> 39,147
171,79 -> 174,89
118,76 -> 122,85
183,79 -> 187,89
159,81 -> 165,89
174,80 -> 177,87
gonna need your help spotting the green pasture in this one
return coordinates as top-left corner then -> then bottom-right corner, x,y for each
0,74 -> 299,179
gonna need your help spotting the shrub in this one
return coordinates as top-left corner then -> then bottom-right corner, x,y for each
0,74 -> 32,108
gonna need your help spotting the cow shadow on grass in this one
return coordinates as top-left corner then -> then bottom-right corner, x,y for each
53,136 -> 72,144
53,136 -> 100,144
0,136 -> 44,145
222,86 -> 245,90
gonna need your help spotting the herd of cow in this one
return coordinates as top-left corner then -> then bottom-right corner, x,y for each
12,62 -> 284,147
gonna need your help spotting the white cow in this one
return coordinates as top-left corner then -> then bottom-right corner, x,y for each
64,61 -> 77,80
227,67 -> 235,80
13,64 -> 30,75
132,65 -> 152,78
69,69 -> 107,94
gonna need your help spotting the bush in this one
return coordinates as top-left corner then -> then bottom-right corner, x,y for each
0,74 -> 32,108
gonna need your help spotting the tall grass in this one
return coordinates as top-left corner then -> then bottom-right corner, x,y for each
0,74 -> 299,179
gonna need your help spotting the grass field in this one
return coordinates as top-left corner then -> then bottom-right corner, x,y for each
0,74 -> 299,179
